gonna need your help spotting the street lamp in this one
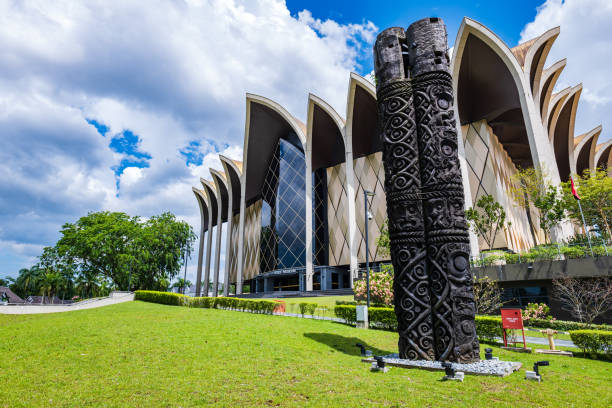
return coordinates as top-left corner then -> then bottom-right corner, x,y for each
364,190 -> 375,308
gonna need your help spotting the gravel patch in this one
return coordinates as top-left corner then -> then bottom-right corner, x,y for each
363,354 -> 522,377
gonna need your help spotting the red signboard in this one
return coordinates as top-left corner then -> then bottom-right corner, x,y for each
500,308 -> 526,348
501,308 -> 524,329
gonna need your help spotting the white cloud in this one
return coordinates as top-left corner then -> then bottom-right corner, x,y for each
0,0 -> 377,278
520,0 -> 612,142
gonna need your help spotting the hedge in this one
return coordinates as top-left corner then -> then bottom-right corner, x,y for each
299,302 -> 317,316
334,305 -> 504,339
569,330 -> 612,354
524,318 -> 612,332
136,291 -> 279,314
134,290 -> 188,306
475,316 -> 503,341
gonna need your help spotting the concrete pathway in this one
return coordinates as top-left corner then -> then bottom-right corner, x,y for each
0,291 -> 134,314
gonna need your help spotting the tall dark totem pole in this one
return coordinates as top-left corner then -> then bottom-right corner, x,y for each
374,18 -> 480,363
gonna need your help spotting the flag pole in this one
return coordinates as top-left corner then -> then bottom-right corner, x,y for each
577,200 -> 594,257
571,177 -> 593,257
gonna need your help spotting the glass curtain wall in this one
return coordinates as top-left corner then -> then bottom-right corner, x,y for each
259,138 -> 307,273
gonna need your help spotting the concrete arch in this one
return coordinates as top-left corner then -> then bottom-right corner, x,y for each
219,155 -> 243,294
539,59 -> 566,125
452,17 -> 572,243
594,140 -> 612,175
200,178 -> 218,296
307,93 -> 346,170
452,17 -> 558,174
521,27 -> 560,100
344,72 -> 378,283
574,125 -> 602,176
241,93 -> 309,288
307,93 -> 347,271
546,86 -> 572,139
210,169 -> 229,297
192,187 -> 209,297
549,84 -> 582,181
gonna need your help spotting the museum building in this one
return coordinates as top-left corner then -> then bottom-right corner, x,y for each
191,18 -> 610,297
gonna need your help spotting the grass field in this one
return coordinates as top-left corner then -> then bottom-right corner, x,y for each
1,301 -> 610,407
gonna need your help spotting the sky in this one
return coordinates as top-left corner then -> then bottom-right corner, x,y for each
1,0 -> 610,282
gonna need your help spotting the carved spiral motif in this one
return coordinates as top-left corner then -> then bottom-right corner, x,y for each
378,79 -> 436,361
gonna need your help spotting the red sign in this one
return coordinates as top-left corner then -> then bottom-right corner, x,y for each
500,308 -> 526,348
501,308 -> 524,329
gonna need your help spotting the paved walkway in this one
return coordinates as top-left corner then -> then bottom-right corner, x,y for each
0,292 -> 134,314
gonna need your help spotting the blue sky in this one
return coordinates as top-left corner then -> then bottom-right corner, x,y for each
0,0 -> 610,281
287,0 -> 544,72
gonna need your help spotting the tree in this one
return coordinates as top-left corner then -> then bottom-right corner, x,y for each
472,276 -> 505,314
57,212 -> 139,289
561,168 -> 612,239
553,276 -> 612,324
466,194 -> 509,250
376,220 -> 390,258
510,167 -> 565,243
172,278 -> 192,294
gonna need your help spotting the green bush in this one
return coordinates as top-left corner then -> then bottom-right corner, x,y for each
525,318 -> 612,332
134,290 -> 188,306
335,300 -> 357,306
334,305 -> 357,324
368,307 -> 397,330
188,297 -> 214,308
504,253 -> 520,264
561,246 -> 586,259
570,330 -> 612,355
475,316 -> 503,341
299,302 -> 317,316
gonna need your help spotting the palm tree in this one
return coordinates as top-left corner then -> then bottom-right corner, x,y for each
172,278 -> 192,294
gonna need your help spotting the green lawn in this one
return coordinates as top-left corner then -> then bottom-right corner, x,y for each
269,295 -> 353,317
1,302 -> 610,407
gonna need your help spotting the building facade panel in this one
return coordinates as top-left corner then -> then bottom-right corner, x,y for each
243,200 -> 261,281
326,162 -> 350,266
353,152 -> 387,263
463,120 -> 545,251
229,212 -> 240,283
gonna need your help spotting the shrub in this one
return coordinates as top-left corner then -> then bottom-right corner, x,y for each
335,300 -> 357,306
522,302 -> 552,321
475,316 -> 503,341
525,318 -> 612,332
334,305 -> 357,324
368,307 -> 397,330
299,302 -> 317,316
188,297 -> 214,308
561,246 -> 586,259
134,290 -> 188,306
354,271 -> 393,306
570,330 -> 612,355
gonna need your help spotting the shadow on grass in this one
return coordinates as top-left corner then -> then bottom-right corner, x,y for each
303,332 -> 394,356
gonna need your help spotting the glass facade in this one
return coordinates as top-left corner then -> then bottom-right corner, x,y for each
313,167 -> 328,266
501,286 -> 549,307
259,138 -> 307,273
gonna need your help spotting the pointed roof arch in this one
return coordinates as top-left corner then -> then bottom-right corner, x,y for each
574,125 -> 603,176
550,84 -> 582,180
346,72 -> 379,159
200,178 -> 218,227
192,187 -> 210,233
595,140 -> 612,172
219,155 -> 242,215
539,59 -> 566,124
210,169 -> 229,223
547,86 -> 574,137
242,93 -> 306,203
307,93 -> 346,170
452,17 -> 537,169
519,27 -> 560,97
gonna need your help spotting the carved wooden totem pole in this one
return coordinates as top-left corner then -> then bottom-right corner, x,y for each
374,18 -> 480,363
